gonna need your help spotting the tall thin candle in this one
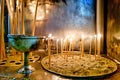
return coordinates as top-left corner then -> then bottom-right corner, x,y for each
72,41 -> 74,59
0,0 -> 6,60
12,0 -> 16,34
48,34 -> 52,68
61,39 -> 63,54
32,0 -> 39,36
56,39 -> 59,54
6,0 -> 13,30
16,0 -> 20,34
48,38 -> 51,68
79,39 -> 82,58
66,38 -> 68,57
94,35 -> 97,59
69,39 -> 72,55
22,0 -> 25,34
81,35 -> 84,57
89,35 -> 92,55
97,34 -> 101,59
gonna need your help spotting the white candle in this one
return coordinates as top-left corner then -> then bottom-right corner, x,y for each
97,34 -> 101,59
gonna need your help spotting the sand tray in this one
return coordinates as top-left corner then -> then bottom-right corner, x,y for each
41,53 -> 118,78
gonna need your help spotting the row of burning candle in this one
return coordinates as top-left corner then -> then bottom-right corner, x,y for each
47,33 -> 101,68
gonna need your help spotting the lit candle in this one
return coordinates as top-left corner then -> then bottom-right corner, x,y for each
97,34 -> 101,59
56,39 -> 59,54
63,39 -> 66,59
94,35 -> 97,59
71,35 -> 74,53
61,39 -> 63,54
48,34 -> 52,38
89,35 -> 92,55
63,39 -> 66,53
70,38 -> 74,58
69,39 -> 72,55
72,40 -> 74,56
65,38 -> 68,52
81,35 -> 84,57
66,36 -> 70,57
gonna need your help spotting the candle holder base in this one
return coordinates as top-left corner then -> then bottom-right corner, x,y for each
8,34 -> 45,76
18,65 -> 35,74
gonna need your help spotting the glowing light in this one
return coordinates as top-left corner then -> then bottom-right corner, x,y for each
71,34 -> 74,38
57,39 -> 59,42
69,38 -> 73,43
97,33 -> 101,39
97,33 -> 101,59
46,10 -> 49,14
94,35 -> 97,38
37,15 -> 45,20
16,0 -> 19,6
81,34 -> 85,40
89,35 -> 92,39
66,35 -> 70,39
29,6 -> 35,13
48,34 -> 52,38
46,4 -> 50,9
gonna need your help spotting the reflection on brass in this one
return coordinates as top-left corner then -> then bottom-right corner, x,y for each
107,0 -> 120,62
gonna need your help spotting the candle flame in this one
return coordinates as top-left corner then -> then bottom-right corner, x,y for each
57,39 -> 59,42
94,35 -> 97,38
16,0 -> 19,6
89,35 -> 92,39
66,35 -> 70,39
48,34 -> 52,38
97,34 -> 101,39
61,38 -> 63,41
81,35 -> 84,39
46,10 -> 49,14
69,38 -> 73,42
64,39 -> 66,43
